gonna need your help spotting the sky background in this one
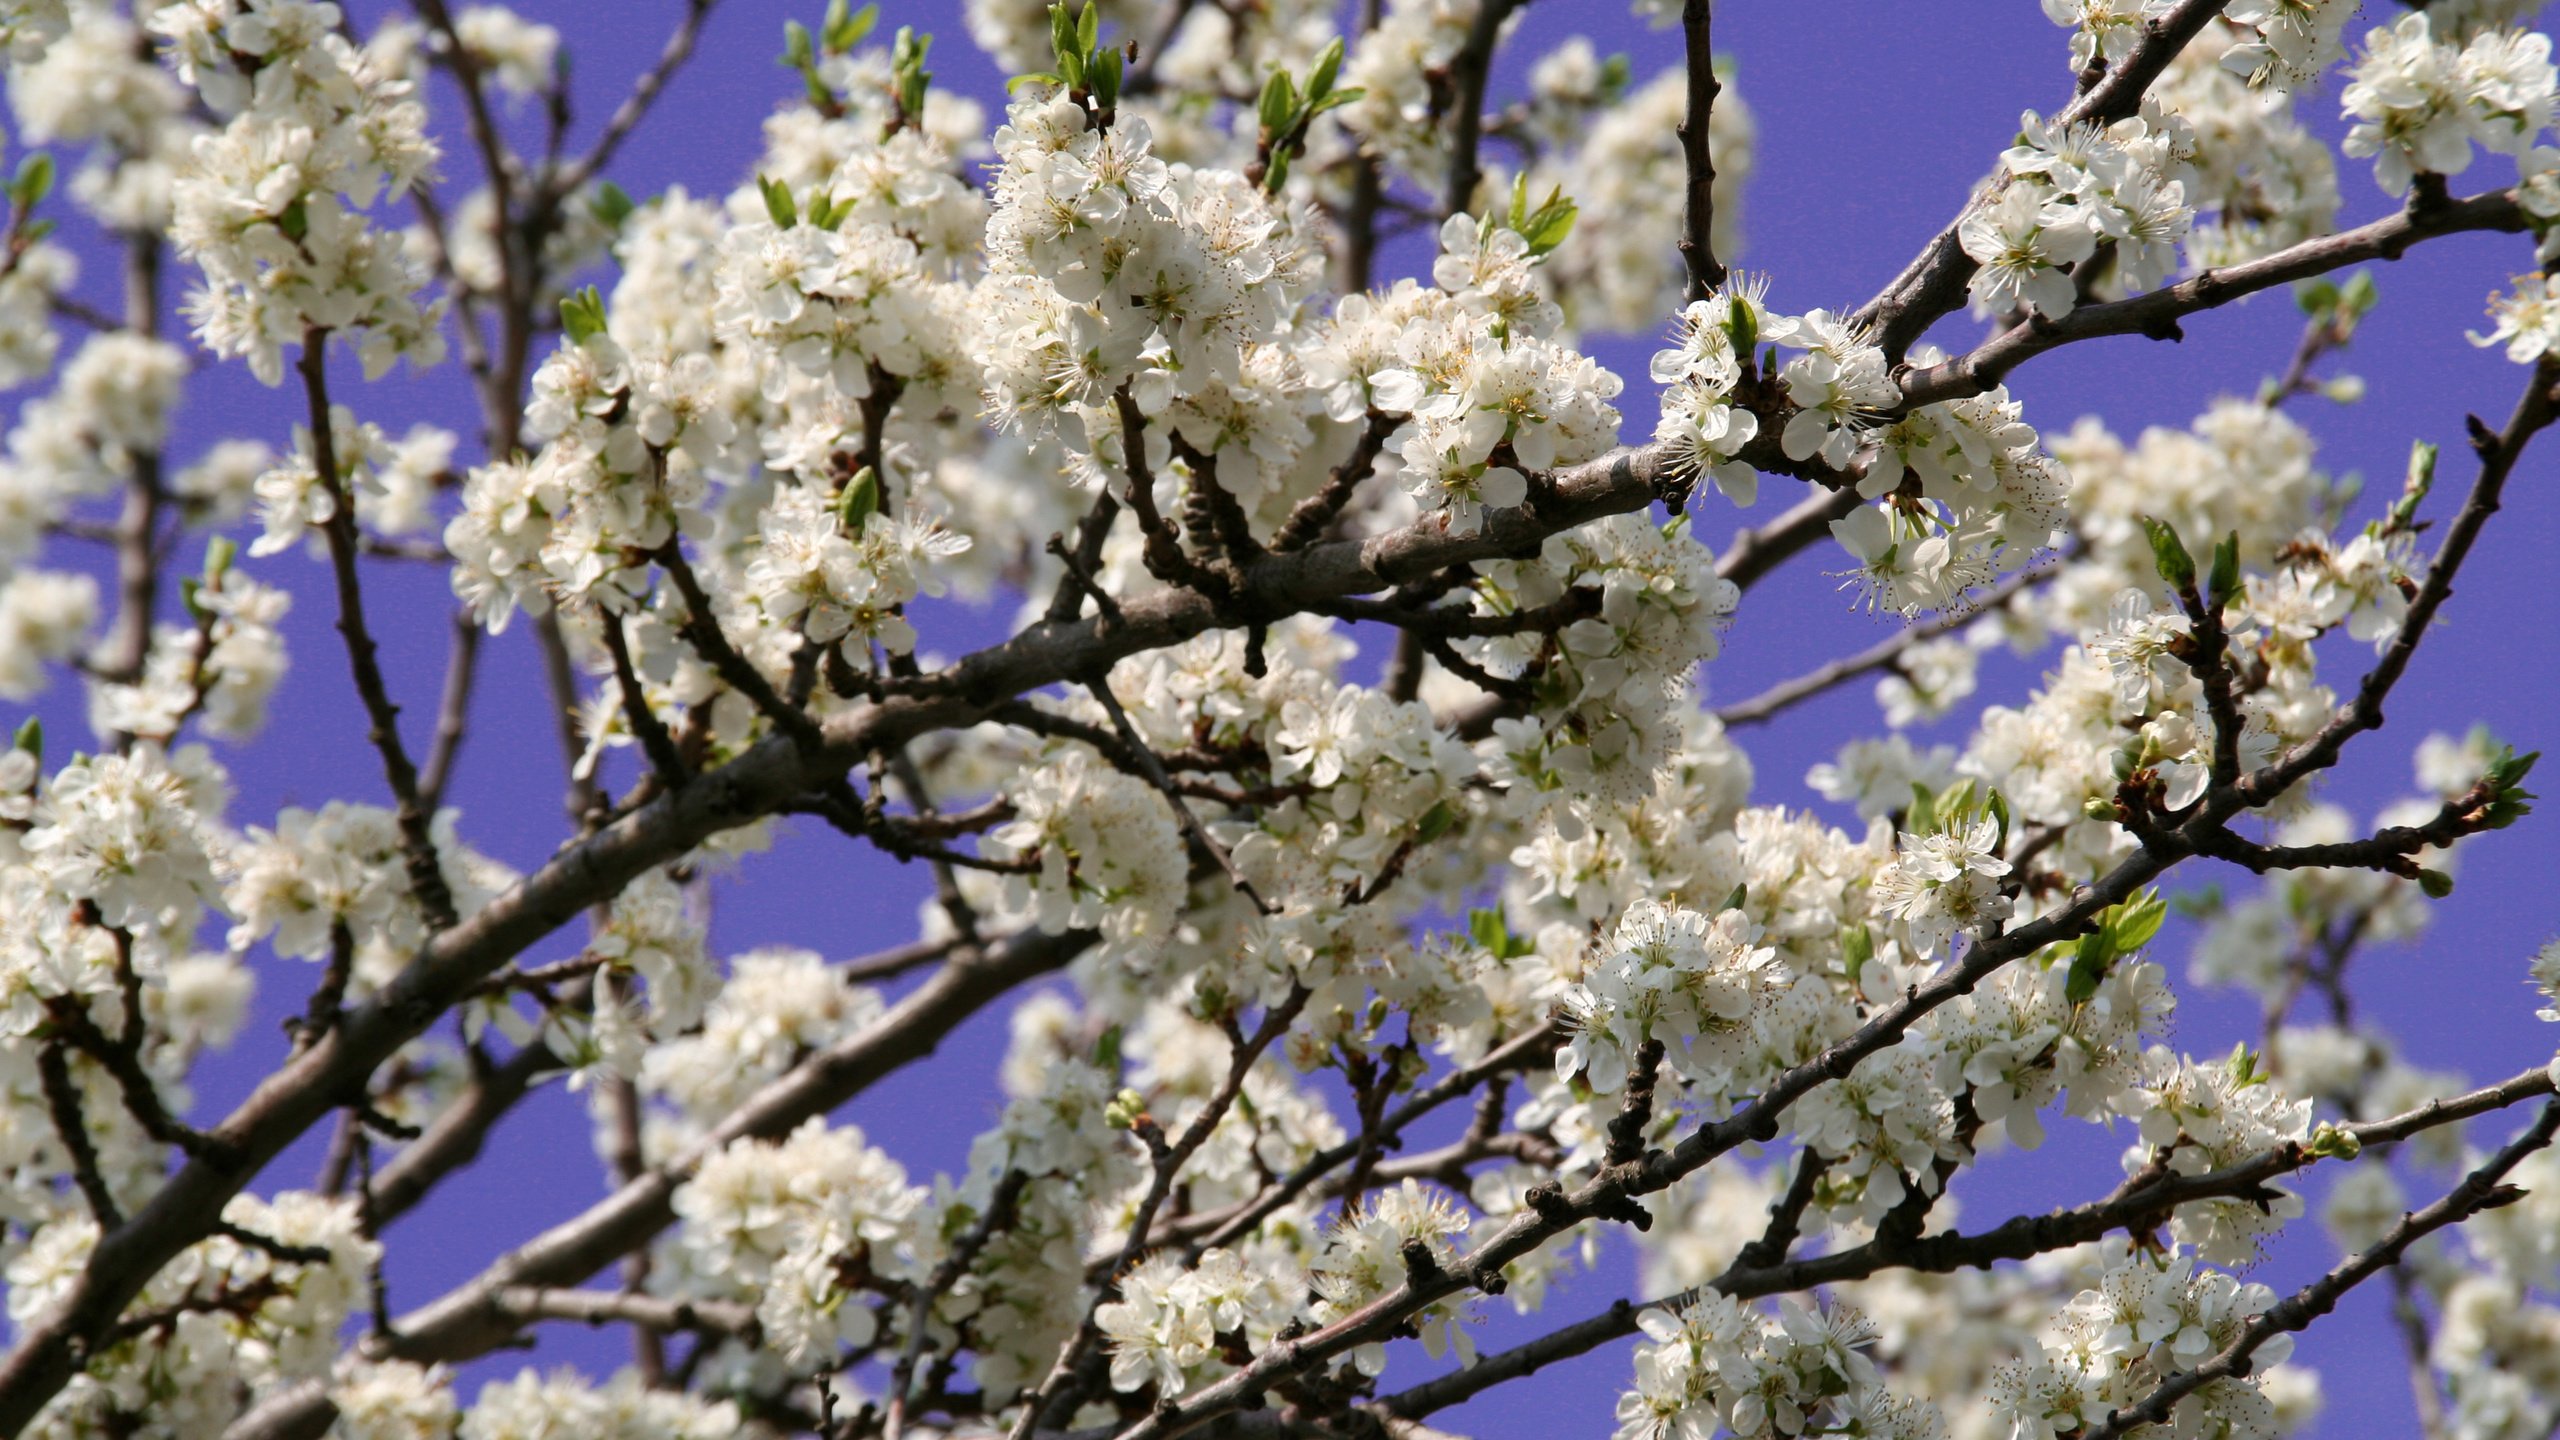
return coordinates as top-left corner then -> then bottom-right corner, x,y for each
18,2 -> 2560,1434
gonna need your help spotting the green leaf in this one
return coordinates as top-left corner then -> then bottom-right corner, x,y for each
2339,270 -> 2379,320
1090,44 -> 1122,109
1519,192 -> 1579,257
839,465 -> 881,529
1007,70 -> 1063,93
1308,87 -> 1364,115
1987,787 -> 2011,856
1414,799 -> 1458,843
1049,3 -> 1075,68
8,151 -> 52,210
758,174 -> 798,228
2416,867 -> 2455,899
1904,781 -> 1936,837
2207,531 -> 2240,608
203,534 -> 237,584
1258,69 -> 1296,133
780,18 -> 814,68
558,285 -> 607,344
1841,923 -> 1875,986
589,180 -> 635,231
1598,52 -> 1632,98
2111,891 -> 2169,952
2138,515 -> 2195,591
1467,906 -> 1531,959
1307,38 -> 1343,101
823,0 -> 879,53
12,715 -> 39,760
892,26 -> 934,114
2294,277 -> 2339,316
1076,1 -> 1099,57
1719,883 -> 1748,915
1092,1023 -> 1122,1073
277,197 -> 309,242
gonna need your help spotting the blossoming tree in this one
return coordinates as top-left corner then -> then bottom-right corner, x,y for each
0,0 -> 2558,1436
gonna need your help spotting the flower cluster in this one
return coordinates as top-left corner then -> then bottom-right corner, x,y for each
1962,103 -> 2195,321
1989,1250 -> 2292,1440
1617,1296 -> 1930,1440
1558,899 -> 1781,1095
155,0 -> 446,382
2341,11 -> 2556,194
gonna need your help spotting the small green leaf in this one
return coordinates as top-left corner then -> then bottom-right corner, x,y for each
1093,1023 -> 1122,1073
558,285 -> 606,344
2207,531 -> 2240,608
780,18 -> 814,68
2415,867 -> 2455,899
839,465 -> 881,529
2109,890 -> 2169,952
2294,277 -> 2339,317
203,534 -> 237,584
1841,923 -> 1875,986
12,716 -> 39,760
277,197 -> 309,242
758,174 -> 798,229
1307,37 -> 1343,100
2138,515 -> 2195,591
9,152 -> 52,210
1089,44 -> 1121,108
589,180 -> 635,231
1258,69 -> 1296,133
1904,782 -> 1937,837
1719,883 -> 1748,914
823,0 -> 879,53
1414,799 -> 1458,844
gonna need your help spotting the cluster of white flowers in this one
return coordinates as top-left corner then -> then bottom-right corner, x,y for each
228,798 -> 507,992
1558,899 -> 1780,1095
451,1367 -> 746,1440
1310,1179 -> 1475,1375
7,3 -> 2560,1436
90,562 -> 292,742
5,1192 -> 378,1437
985,743 -> 1188,952
1962,103 -> 2194,321
155,0 -> 446,382
2159,43 -> 2341,270
1353,212 -> 1622,531
2341,11 -> 2556,195
1617,1295 -> 1934,1440
1989,1250 -> 2293,1440
665,1116 -> 923,1374
1476,515 -> 1740,823
1873,815 -> 2014,958
1095,1247 -> 1300,1397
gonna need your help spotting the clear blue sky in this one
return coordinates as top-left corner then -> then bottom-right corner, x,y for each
27,3 -> 2560,1434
